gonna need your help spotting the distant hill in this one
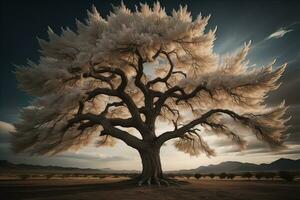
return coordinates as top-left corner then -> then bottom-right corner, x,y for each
1,158 -> 299,175
0,160 -> 138,174
170,158 -> 300,174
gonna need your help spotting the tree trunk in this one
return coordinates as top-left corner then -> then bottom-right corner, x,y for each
138,147 -> 167,186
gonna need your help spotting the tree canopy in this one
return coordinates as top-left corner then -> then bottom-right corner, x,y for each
13,2 -> 289,159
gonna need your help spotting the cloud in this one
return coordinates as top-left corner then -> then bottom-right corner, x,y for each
0,121 -> 15,143
0,121 -> 15,133
266,28 -> 293,40
235,144 -> 300,156
0,119 -> 132,169
203,50 -> 300,159
58,152 -> 129,162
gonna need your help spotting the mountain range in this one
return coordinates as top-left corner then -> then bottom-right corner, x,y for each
171,158 -> 300,174
0,160 -> 138,174
1,158 -> 299,174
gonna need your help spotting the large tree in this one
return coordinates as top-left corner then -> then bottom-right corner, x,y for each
13,3 -> 289,185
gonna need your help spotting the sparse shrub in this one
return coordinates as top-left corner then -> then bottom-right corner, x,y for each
73,174 -> 80,177
255,173 -> 263,180
185,174 -> 192,179
264,172 -> 276,180
60,174 -> 66,179
177,174 -> 184,179
46,174 -> 54,179
208,173 -> 215,179
128,173 -> 139,179
278,171 -> 295,182
227,173 -> 235,180
169,174 -> 176,178
18,174 -> 30,180
97,175 -> 103,179
167,174 -> 176,178
219,173 -> 227,179
31,174 -> 38,178
194,173 -> 202,179
242,172 -> 253,180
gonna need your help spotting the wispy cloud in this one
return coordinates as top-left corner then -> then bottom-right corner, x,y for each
266,27 -> 293,40
0,121 -> 15,143
58,152 -> 129,162
0,121 -> 15,133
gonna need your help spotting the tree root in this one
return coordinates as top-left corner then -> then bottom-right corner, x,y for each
136,176 -> 182,186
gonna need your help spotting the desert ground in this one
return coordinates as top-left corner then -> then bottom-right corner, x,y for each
0,177 -> 299,200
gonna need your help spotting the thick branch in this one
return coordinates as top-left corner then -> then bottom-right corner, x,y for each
134,49 -> 148,95
109,118 -> 134,127
100,118 -> 145,149
153,86 -> 183,116
63,113 -> 144,149
156,109 -> 248,146
86,85 -> 143,126
100,101 -> 124,116
134,49 -> 157,128
152,81 -> 212,119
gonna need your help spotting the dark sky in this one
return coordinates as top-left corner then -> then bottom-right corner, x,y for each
0,0 -> 299,169
1,0 -> 299,122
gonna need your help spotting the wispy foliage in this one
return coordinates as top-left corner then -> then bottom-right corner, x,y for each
13,2 -> 289,157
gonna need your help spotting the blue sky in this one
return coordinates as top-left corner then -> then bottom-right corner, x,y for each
0,0 -> 299,170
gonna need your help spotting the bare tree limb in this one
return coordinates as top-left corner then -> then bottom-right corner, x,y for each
156,109 -> 249,146
63,113 -> 144,149
147,51 -> 174,87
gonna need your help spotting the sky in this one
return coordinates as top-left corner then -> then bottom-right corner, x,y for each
0,0 -> 300,171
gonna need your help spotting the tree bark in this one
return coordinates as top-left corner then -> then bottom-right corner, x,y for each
138,147 -> 167,186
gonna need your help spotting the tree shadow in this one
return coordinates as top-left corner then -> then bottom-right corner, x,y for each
0,178 -> 189,200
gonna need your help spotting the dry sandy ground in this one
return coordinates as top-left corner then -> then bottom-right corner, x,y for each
0,178 -> 299,200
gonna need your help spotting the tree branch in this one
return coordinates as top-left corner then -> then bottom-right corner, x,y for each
83,71 -> 115,89
147,51 -> 174,87
156,109 -> 249,146
93,66 -> 127,91
85,84 -> 143,127
171,82 -> 212,103
134,49 -> 156,129
63,113 -> 144,149
134,49 -> 148,95
153,86 -> 183,117
80,64 -> 147,134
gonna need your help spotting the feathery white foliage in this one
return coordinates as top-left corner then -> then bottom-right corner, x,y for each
13,2 -> 289,156
174,134 -> 216,156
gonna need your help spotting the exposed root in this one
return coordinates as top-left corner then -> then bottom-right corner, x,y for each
136,175 -> 182,186
136,149 -> 187,186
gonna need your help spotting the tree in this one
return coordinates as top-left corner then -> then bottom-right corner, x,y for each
264,172 -> 276,180
242,172 -> 253,180
219,173 -> 227,179
255,172 -> 263,180
208,173 -> 215,179
12,2 -> 289,186
184,174 -> 193,179
227,173 -> 235,180
46,174 -> 55,179
278,171 -> 295,182
194,173 -> 202,179
18,174 -> 30,180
